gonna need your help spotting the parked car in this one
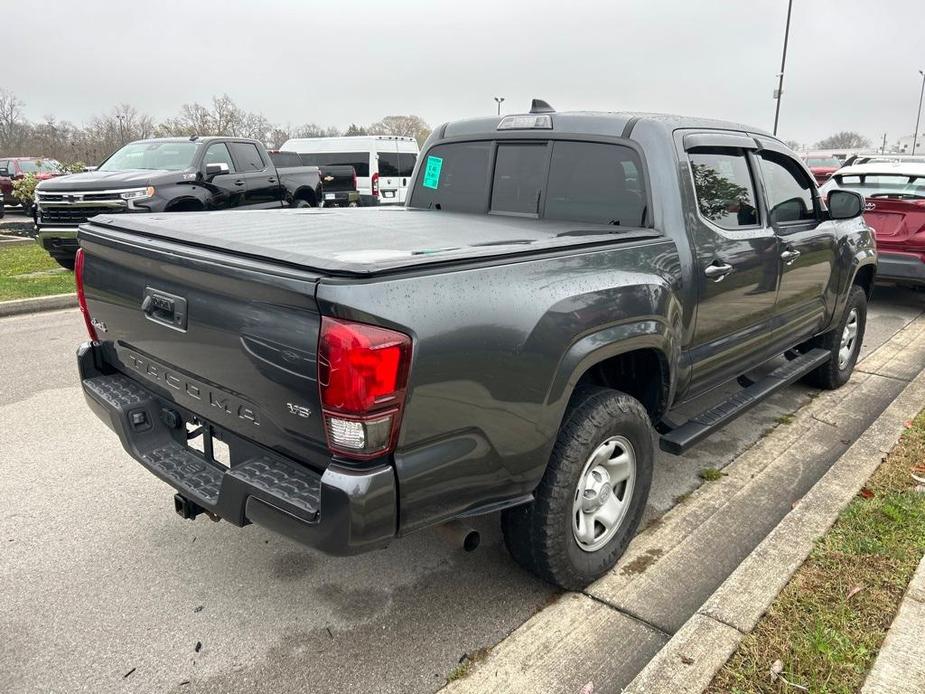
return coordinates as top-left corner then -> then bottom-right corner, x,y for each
267,151 -> 359,207
842,153 -> 925,167
801,153 -> 843,185
74,103 -> 875,589
280,135 -> 418,206
0,157 -> 64,210
33,136 -> 323,269
822,161 -> 925,287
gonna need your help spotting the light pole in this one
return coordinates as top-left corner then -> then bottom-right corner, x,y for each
494,97 -> 505,116
772,0 -> 794,136
913,70 -> 925,155
116,114 -> 126,145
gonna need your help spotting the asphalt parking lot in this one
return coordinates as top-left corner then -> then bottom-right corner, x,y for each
1,287 -> 922,694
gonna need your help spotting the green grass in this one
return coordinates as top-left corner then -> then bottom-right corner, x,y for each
708,410 -> 925,694
0,243 -> 74,301
699,467 -> 726,482
446,647 -> 491,683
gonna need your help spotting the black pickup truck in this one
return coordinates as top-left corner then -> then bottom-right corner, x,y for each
73,103 -> 876,588
34,137 -> 323,269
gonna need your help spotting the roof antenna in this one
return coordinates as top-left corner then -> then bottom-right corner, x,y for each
530,99 -> 555,114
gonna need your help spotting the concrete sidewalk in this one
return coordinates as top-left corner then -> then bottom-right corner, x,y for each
443,315 -> 925,694
862,555 -> 925,693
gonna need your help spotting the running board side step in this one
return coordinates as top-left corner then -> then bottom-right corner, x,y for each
659,348 -> 830,455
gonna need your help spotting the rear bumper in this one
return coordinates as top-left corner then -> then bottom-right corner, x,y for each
77,342 -> 397,555
876,251 -> 925,285
322,191 -> 359,206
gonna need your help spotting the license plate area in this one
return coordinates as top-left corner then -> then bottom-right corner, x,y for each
185,419 -> 231,468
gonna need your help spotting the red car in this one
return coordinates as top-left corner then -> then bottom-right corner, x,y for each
803,154 -> 842,186
822,162 -> 925,287
0,157 -> 64,208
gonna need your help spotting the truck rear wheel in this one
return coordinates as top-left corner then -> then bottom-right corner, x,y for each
801,285 -> 867,390
501,387 -> 653,589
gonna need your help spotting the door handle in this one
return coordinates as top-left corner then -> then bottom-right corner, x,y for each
268,177 -> 277,183
704,262 -> 734,282
233,179 -> 245,187
781,249 -> 801,265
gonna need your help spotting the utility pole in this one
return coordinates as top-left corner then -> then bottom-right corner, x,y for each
913,70 -> 925,155
772,0 -> 794,136
494,97 -> 505,116
116,114 -> 126,145
881,133 -> 887,154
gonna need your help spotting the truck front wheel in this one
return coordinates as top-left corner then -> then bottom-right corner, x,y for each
801,285 -> 867,390
501,387 -> 653,589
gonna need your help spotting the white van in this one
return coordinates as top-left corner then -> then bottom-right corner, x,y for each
280,135 -> 419,206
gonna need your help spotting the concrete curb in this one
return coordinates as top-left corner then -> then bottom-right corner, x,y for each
441,314 -> 925,694
624,367 -> 925,694
862,556 -> 925,693
0,293 -> 77,318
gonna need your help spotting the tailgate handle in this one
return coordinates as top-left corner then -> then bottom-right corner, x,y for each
142,287 -> 188,332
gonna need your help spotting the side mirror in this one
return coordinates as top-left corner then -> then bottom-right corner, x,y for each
828,190 -> 864,220
0,168 -> 8,177
205,162 -> 229,178
84,165 -> 98,172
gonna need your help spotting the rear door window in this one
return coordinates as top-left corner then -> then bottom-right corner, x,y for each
689,149 -> 759,229
229,142 -> 267,172
398,153 -> 417,177
377,151 -> 400,177
490,143 -> 549,216
544,141 -> 647,226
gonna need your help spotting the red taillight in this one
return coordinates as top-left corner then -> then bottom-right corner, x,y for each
74,248 -> 98,342
371,172 -> 380,197
318,317 -> 411,459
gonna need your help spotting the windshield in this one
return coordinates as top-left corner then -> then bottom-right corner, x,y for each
99,141 -> 199,172
19,159 -> 61,173
832,174 -> 925,199
806,157 -> 841,168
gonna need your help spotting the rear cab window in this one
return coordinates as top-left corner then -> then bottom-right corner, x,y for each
409,139 -> 648,226
298,152 -> 370,177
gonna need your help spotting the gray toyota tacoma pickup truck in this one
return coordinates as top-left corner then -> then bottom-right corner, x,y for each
74,102 -> 876,588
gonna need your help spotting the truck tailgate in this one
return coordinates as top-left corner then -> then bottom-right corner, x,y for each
78,223 -> 330,468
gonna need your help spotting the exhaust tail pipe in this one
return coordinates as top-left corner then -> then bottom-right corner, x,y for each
436,520 -> 480,552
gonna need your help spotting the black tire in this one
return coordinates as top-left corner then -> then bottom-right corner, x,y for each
291,198 -> 313,208
52,254 -> 75,271
802,285 -> 867,390
501,387 -> 654,589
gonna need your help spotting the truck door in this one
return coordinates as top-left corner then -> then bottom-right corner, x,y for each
376,141 -> 401,204
752,138 -> 837,350
201,142 -> 246,210
229,141 -> 283,208
681,132 -> 781,395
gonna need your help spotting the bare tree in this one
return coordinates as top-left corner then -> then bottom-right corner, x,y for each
368,115 -> 431,145
0,88 -> 28,151
814,131 -> 871,150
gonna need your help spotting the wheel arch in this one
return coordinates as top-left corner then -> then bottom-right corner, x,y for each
547,321 -> 677,428
165,196 -> 205,212
290,186 -> 317,207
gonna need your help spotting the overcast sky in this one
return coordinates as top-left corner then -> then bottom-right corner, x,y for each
5,0 -> 923,147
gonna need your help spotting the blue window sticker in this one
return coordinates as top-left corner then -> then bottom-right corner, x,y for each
422,155 -> 443,189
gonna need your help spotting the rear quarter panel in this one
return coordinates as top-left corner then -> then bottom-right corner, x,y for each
316,241 -> 682,533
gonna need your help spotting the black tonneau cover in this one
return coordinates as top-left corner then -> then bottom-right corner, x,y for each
80,207 -> 659,276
